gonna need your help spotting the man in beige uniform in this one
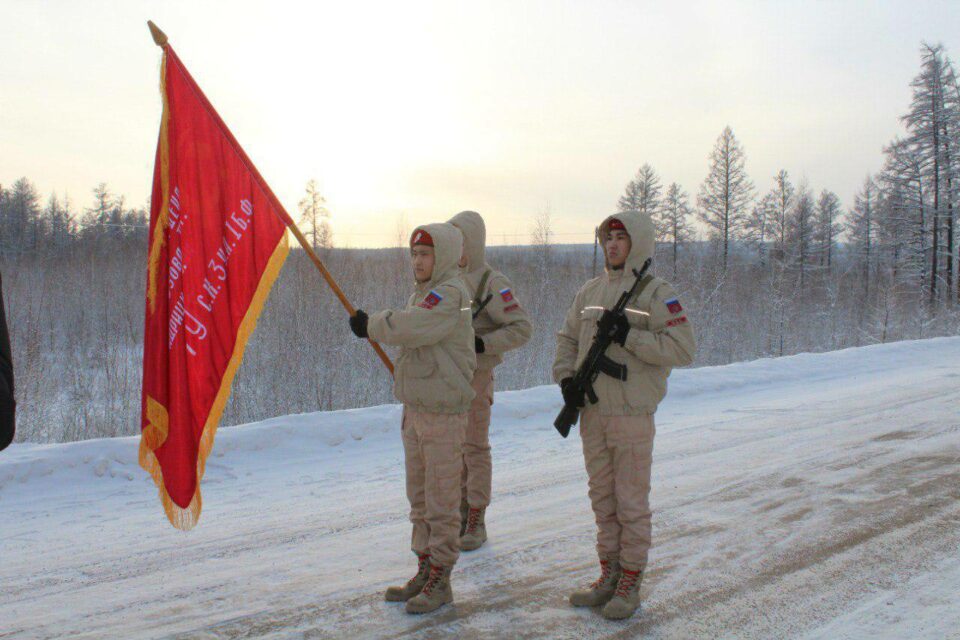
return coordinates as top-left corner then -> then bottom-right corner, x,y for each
347,222 -> 476,614
553,210 -> 695,620
447,210 -> 532,551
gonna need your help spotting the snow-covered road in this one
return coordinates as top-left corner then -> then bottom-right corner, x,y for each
3,338 -> 960,639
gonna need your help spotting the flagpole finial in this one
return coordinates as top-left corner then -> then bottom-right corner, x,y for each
147,21 -> 168,47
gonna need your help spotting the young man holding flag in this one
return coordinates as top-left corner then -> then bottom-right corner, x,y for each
447,210 -> 532,550
348,222 -> 476,614
552,210 -> 695,620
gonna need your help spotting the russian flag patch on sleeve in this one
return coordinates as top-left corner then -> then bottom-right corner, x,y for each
418,289 -> 444,309
500,287 -> 514,303
665,298 -> 683,314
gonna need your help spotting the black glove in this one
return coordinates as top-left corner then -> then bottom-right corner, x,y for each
475,336 -> 485,354
597,309 -> 630,346
348,309 -> 369,338
560,377 -> 585,408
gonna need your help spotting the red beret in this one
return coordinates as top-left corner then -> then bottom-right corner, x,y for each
410,228 -> 434,247
608,218 -> 626,231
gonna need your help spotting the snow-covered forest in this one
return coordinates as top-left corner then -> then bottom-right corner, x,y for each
2,42 -> 959,444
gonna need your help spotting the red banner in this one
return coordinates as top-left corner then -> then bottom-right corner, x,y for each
140,45 -> 289,530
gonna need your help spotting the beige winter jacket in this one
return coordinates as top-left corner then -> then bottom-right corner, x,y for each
552,211 -> 696,416
448,210 -> 533,371
368,223 -> 477,414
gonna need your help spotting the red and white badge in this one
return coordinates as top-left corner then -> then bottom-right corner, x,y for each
665,298 -> 683,314
417,289 -> 444,309
500,287 -> 514,303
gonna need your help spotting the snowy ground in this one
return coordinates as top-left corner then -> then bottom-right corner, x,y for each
2,337 -> 960,639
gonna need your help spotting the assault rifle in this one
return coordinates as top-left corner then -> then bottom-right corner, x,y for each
553,258 -> 652,438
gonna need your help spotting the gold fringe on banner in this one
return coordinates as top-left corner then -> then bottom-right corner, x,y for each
139,232 -> 290,530
147,50 -> 171,314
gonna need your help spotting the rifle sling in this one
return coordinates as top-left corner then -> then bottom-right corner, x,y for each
471,269 -> 493,314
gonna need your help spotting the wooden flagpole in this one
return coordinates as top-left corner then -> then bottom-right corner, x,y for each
147,21 -> 394,376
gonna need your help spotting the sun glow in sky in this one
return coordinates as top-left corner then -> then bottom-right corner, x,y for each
2,1 -> 959,247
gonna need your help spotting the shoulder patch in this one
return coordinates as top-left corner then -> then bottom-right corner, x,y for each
504,303 -> 520,313
417,289 -> 444,310
499,287 -> 514,303
665,297 -> 683,315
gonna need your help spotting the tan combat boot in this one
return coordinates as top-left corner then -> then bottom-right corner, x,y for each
460,507 -> 487,551
384,553 -> 431,602
459,498 -> 469,536
405,563 -> 453,614
569,558 -> 621,607
601,568 -> 643,620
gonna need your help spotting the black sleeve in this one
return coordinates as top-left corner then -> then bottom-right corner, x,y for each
0,270 -> 15,451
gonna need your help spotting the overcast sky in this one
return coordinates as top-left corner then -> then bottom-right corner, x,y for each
2,1 -> 959,247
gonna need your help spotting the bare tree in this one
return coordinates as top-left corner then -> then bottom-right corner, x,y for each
82,183 -> 113,235
814,189 -> 843,269
744,192 -> 776,266
298,179 -> 333,253
45,193 -> 75,248
697,126 -> 755,270
531,209 -> 553,252
2,178 -> 42,254
769,170 -> 795,262
658,182 -> 694,277
618,163 -> 663,217
879,137 -> 929,291
787,179 -> 816,289
847,176 -> 880,299
902,43 -> 959,304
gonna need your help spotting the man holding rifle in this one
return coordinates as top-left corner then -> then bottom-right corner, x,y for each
552,210 -> 695,620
